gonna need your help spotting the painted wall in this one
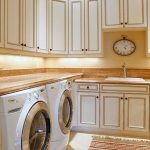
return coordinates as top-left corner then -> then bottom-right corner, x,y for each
45,31 -> 150,68
0,55 -> 45,69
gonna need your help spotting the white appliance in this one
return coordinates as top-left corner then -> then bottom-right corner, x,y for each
46,80 -> 73,150
0,86 -> 51,150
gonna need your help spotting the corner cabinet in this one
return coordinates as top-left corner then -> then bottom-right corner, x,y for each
36,0 -> 48,53
0,0 -> 4,47
69,0 -> 103,56
5,0 -> 36,51
102,0 -> 147,29
48,0 -> 68,54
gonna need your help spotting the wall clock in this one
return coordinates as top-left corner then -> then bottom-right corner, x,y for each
113,37 -> 136,56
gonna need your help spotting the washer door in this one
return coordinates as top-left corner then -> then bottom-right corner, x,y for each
58,90 -> 73,134
22,101 -> 51,150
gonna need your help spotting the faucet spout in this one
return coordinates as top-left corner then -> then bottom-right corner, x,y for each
122,63 -> 127,78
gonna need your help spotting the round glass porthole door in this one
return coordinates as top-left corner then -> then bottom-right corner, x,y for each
22,102 -> 51,150
58,90 -> 73,134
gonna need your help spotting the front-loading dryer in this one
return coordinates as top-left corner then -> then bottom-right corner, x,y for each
0,86 -> 51,150
46,80 -> 73,150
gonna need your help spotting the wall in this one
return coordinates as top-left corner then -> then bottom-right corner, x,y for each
45,31 -> 150,68
0,55 -> 45,69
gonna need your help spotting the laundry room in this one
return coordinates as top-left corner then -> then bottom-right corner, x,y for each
1,0 -> 150,150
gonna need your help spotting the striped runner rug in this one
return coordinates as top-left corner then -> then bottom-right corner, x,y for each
89,135 -> 150,150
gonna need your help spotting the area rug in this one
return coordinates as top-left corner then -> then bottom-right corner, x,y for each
89,135 -> 150,150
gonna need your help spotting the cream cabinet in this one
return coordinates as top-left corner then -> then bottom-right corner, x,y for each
23,0 -> 36,51
69,0 -> 103,55
5,0 -> 23,50
102,0 -> 147,29
77,83 -> 100,128
100,84 -> 149,132
48,0 -> 68,54
124,94 -> 149,132
77,92 -> 99,128
100,93 -> 123,130
0,0 -> 4,47
5,0 -> 36,51
36,0 -> 48,53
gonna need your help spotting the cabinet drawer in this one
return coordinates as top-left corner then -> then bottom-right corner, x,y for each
77,83 -> 99,92
100,84 -> 149,94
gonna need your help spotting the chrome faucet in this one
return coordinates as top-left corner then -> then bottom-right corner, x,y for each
122,63 -> 127,78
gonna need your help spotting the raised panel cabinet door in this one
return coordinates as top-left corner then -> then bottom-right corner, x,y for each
69,0 -> 85,54
100,93 -> 123,130
49,0 -> 68,54
36,0 -> 48,53
0,0 -> 4,47
124,0 -> 147,27
85,0 -> 103,55
102,0 -> 124,29
124,94 -> 149,132
5,0 -> 23,50
77,92 -> 99,128
22,0 -> 36,51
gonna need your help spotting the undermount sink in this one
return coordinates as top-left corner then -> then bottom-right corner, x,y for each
105,77 -> 145,82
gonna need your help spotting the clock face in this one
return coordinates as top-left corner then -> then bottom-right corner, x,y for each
113,39 -> 136,56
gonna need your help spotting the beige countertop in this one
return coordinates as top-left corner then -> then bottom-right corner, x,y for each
75,77 -> 150,85
0,73 -> 82,96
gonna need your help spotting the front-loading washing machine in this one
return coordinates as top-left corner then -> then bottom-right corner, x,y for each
0,86 -> 51,150
46,80 -> 73,150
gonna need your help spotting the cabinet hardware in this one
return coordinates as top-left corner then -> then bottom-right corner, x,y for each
96,96 -> 99,99
87,86 -> 89,89
50,49 -> 52,51
37,47 -> 39,49
121,22 -> 123,25
125,97 -> 128,100
82,49 -> 84,51
125,22 -> 128,24
21,43 -> 24,46
24,44 -> 26,47
120,97 -> 123,100
85,49 -> 88,51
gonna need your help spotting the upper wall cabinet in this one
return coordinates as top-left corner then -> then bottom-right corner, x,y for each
48,0 -> 68,54
23,0 -> 36,51
102,0 -> 147,29
5,0 -> 36,51
5,0 -> 23,50
36,0 -> 48,53
69,0 -> 103,56
69,0 -> 85,54
0,0 -> 4,47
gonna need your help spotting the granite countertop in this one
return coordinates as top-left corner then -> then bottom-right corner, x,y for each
75,77 -> 150,85
0,73 -> 83,96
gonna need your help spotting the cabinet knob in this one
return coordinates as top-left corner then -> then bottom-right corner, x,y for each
96,96 -> 99,99
87,86 -> 89,89
82,49 -> 84,51
120,97 -> 123,100
85,49 -> 88,51
37,47 -> 39,49
24,44 -> 26,47
49,49 -> 52,51
21,43 -> 24,46
125,97 -> 128,100
125,22 -> 128,25
121,22 -> 123,25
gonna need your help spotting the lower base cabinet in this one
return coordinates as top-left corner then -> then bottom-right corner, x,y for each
100,93 -> 149,132
77,92 -> 99,128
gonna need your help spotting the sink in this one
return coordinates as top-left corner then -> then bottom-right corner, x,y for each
105,77 -> 145,82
